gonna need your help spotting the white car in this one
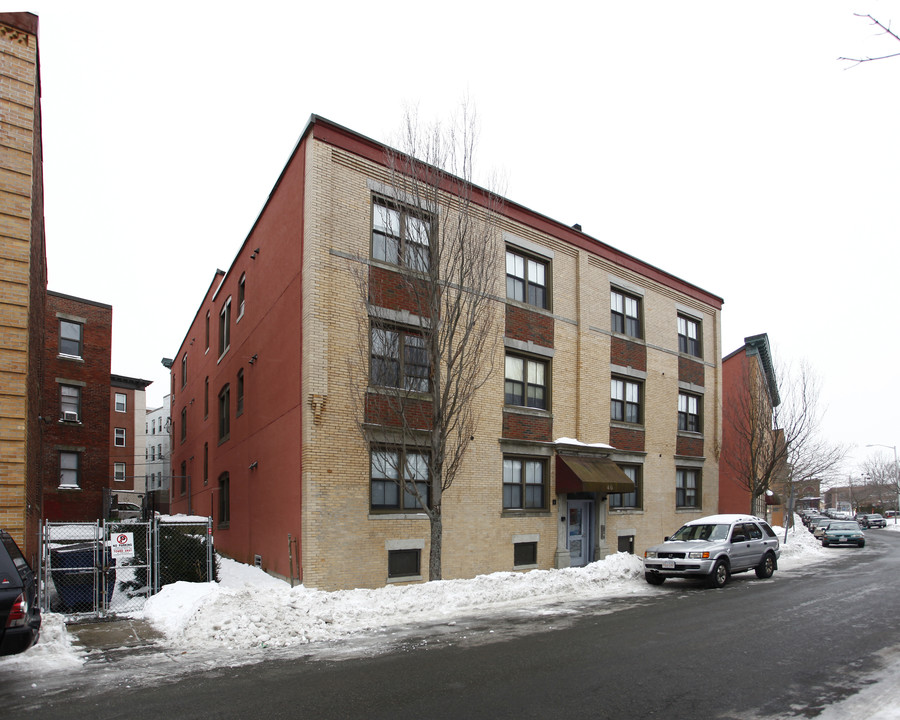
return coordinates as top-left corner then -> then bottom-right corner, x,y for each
643,514 -> 780,588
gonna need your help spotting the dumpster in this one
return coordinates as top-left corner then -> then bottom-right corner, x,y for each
50,542 -> 115,612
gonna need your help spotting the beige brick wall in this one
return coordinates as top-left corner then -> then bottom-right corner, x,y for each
0,17 -> 38,544
299,136 -> 722,590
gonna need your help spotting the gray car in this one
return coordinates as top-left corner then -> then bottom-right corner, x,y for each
643,514 -> 780,588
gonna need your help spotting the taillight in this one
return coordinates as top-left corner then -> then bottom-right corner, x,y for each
6,593 -> 26,628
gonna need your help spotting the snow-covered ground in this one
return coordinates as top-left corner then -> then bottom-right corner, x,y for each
3,518 -> 900,718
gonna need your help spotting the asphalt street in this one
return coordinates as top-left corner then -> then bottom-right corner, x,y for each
6,530 -> 900,720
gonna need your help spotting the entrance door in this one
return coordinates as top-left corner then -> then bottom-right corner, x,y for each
567,500 -> 593,567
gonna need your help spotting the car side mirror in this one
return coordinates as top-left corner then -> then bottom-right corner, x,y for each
732,534 -> 747,543
663,536 -> 669,541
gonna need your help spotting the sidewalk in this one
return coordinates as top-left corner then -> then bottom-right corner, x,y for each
66,618 -> 165,659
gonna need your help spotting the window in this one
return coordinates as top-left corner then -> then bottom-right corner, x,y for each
503,457 -> 547,510
181,354 -> 187,388
114,427 -> 126,447
180,461 -> 187,496
219,298 -> 232,357
205,311 -> 210,351
59,320 -> 83,357
219,473 -> 230,526
372,200 -> 431,272
678,315 -> 701,357
678,393 -> 701,433
203,443 -> 208,485
504,356 -> 547,409
204,377 -> 209,419
611,289 -> 641,338
237,369 -> 244,416
370,448 -> 429,511
59,451 -> 79,487
514,541 -> 538,567
609,465 -> 642,509
611,378 -> 642,424
115,392 -> 127,413
238,273 -> 246,319
150,446 -> 155,461
218,385 -> 230,442
180,407 -> 187,442
370,327 -> 430,392
157,443 -> 162,459
506,249 -> 548,309
388,549 -> 420,579
114,462 -> 126,482
676,468 -> 701,508
151,419 -> 155,435
60,385 -> 81,421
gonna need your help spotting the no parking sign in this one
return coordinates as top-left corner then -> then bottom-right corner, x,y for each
111,532 -> 135,559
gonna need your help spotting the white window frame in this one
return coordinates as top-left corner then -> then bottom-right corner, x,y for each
114,427 -> 126,447
115,392 -> 127,413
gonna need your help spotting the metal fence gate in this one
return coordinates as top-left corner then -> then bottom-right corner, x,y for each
40,517 -> 215,616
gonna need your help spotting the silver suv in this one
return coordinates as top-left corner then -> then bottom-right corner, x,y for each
643,514 -> 780,588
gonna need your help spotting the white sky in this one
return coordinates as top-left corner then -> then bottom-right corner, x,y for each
4,521 -> 900,718
24,1 -> 900,475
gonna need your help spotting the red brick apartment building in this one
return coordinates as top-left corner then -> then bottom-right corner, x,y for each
41,291 -> 112,522
720,334 -> 781,517
168,116 -> 725,590
0,12 -> 46,562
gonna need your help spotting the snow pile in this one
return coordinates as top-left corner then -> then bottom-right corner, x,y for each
144,552 -> 647,650
0,613 -> 81,671
772,520 -> 833,569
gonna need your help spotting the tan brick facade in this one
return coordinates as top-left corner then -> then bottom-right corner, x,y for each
171,118 -> 723,591
0,13 -> 45,561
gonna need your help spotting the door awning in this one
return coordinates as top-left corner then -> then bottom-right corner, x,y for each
556,454 -> 635,494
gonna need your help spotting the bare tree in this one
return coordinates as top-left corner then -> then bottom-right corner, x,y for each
350,105 -> 504,581
861,453 -> 900,514
725,354 -> 846,516
839,14 -> 900,66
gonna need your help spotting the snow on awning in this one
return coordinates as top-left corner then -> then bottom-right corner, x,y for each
555,454 -> 635,494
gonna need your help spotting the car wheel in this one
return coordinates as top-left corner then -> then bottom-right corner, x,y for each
645,573 -> 665,586
858,541 -> 865,548
707,559 -> 729,588
755,552 -> 776,579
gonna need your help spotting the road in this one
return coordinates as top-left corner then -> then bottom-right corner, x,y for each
8,530 -> 900,719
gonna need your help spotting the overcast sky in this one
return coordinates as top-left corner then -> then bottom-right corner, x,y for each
25,1 -> 900,477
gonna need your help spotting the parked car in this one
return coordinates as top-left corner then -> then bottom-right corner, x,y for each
643,514 -> 780,588
112,501 -> 142,520
821,521 -> 866,548
808,517 -> 832,536
861,514 -> 886,529
0,529 -> 41,656
813,520 -> 835,541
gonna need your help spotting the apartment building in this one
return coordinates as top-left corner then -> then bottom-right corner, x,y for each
168,116 -> 724,590
0,12 -> 46,561
109,375 -> 152,507
145,394 -> 171,513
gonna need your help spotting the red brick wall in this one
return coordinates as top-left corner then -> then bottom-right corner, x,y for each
611,336 -> 646,371
610,425 -> 645,452
365,392 -> 432,430
676,435 -> 704,458
41,292 -> 112,521
503,411 -> 552,442
505,305 -> 553,348
369,266 -> 432,318
678,356 -> 705,386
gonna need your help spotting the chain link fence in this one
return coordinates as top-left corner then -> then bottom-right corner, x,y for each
40,517 -> 217,617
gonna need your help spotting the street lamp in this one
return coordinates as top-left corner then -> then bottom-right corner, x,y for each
866,444 -> 900,524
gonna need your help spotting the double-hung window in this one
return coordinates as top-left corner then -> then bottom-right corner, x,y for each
506,249 -> 548,309
60,385 -> 81,422
370,327 -> 430,393
59,451 -> 80,488
59,320 -> 83,358
372,201 -> 431,272
218,385 -> 230,442
219,298 -> 232,358
114,463 -> 126,482
370,448 -> 430,511
115,392 -> 127,413
219,473 -> 231,525
609,465 -> 642,509
505,355 -> 547,409
611,290 -> 641,338
676,468 -> 701,508
677,315 -> 701,357
611,378 -> 641,424
503,457 -> 547,510
114,427 -> 126,447
678,393 -> 701,432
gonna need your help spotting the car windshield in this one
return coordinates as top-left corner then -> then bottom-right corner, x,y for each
870,515 -> 884,520
669,523 -> 731,542
828,522 -> 859,531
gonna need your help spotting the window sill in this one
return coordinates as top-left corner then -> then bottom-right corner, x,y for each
503,405 -> 551,417
513,563 -> 539,571
676,507 -> 703,513
57,485 -> 81,491
678,351 -> 703,361
611,331 -> 645,344
57,353 -> 84,363
218,522 -> 230,530
367,386 -> 433,401
368,512 -> 429,520
677,430 -> 704,439
610,421 -> 644,431
609,508 -> 644,514
504,298 -> 552,316
501,510 -> 552,517
386,574 -> 423,584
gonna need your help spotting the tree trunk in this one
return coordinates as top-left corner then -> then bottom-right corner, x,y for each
429,507 -> 442,581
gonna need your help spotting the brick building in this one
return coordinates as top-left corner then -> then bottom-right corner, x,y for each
109,374 -> 152,506
0,12 -> 46,562
720,334 -> 783,517
41,291 -> 112,522
144,394 -> 171,514
168,116 -> 724,590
